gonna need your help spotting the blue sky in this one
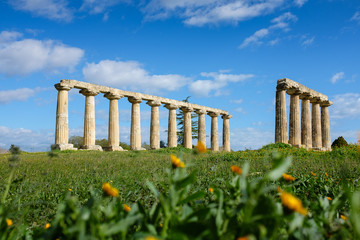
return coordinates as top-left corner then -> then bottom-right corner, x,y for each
0,0 -> 359,152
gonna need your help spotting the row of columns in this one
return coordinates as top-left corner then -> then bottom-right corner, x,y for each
275,85 -> 332,151
54,85 -> 232,152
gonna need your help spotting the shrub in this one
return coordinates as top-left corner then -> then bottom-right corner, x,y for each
331,136 -> 348,148
262,142 -> 293,150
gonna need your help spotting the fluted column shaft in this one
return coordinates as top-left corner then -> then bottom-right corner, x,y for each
147,100 -> 161,149
222,114 -> 232,152
311,99 -> 322,150
105,93 -> 123,151
321,101 -> 332,151
165,104 -> 178,148
80,89 -> 102,150
208,112 -> 219,151
196,110 -> 206,145
300,96 -> 312,149
55,85 -> 71,146
288,92 -> 301,147
129,97 -> 142,150
182,107 -> 193,149
275,88 -> 288,143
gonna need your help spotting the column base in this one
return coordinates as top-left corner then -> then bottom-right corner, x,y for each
103,146 -> 125,151
80,145 -> 103,151
130,147 -> 146,151
311,147 -> 323,151
52,144 -> 77,151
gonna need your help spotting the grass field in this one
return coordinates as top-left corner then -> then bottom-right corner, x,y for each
0,143 -> 360,239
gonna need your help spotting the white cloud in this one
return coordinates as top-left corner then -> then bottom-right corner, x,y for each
189,71 -> 254,97
294,0 -> 307,7
0,87 -> 45,104
143,0 -> 285,26
80,0 -> 130,14
234,107 -> 247,114
301,35 -> 314,48
239,12 -> 297,48
231,99 -> 243,104
351,11 -> 360,24
330,72 -> 344,84
0,31 -> 84,76
331,93 -> 360,119
8,0 -> 73,22
83,60 -> 190,93
231,127 -> 273,150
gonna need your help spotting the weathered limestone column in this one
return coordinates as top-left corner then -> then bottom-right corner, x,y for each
80,89 -> 102,151
287,89 -> 301,147
208,112 -> 219,151
147,100 -> 161,149
311,97 -> 322,150
321,100 -> 332,151
275,85 -> 288,143
165,104 -> 178,148
195,109 -> 206,146
54,84 -> 76,150
222,114 -> 232,152
104,93 -> 123,151
181,107 -> 193,149
300,94 -> 312,149
129,96 -> 143,150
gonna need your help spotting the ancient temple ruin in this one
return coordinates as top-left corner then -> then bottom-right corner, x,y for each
275,78 -> 333,151
54,80 -> 232,151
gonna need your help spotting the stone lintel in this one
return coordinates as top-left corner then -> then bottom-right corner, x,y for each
208,112 -> 220,117
147,100 -> 161,107
221,114 -> 232,119
104,92 -> 122,100
277,78 -> 328,101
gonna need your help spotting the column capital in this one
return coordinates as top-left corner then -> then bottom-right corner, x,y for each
181,106 -> 193,112
55,84 -> 71,91
104,92 -> 122,100
128,96 -> 142,104
221,114 -> 232,119
320,100 -> 333,107
310,96 -> 322,103
208,112 -> 220,117
299,92 -> 312,100
195,109 -> 206,115
164,104 -> 178,110
286,88 -> 303,95
147,100 -> 161,107
276,82 -> 290,91
79,89 -> 99,96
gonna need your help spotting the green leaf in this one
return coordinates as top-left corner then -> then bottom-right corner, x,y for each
266,154 -> 292,181
179,191 -> 205,205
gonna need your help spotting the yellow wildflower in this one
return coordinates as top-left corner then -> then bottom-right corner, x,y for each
340,215 -> 347,220
237,237 -> 249,240
283,173 -> 296,181
102,182 -> 119,197
311,171 -> 316,176
45,223 -> 50,229
325,173 -> 329,177
209,187 -> 214,193
281,191 -> 308,216
6,218 -> 13,226
231,165 -> 242,175
145,236 -> 159,240
196,141 -> 207,153
68,188 -> 72,191
277,186 -> 282,193
170,154 -> 185,168
327,197 -> 333,201
124,203 -> 131,212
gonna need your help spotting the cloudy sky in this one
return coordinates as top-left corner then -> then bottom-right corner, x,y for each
0,0 -> 359,152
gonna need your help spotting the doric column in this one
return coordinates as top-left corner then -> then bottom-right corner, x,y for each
321,100 -> 333,151
181,106 -> 193,149
147,100 -> 162,149
104,93 -> 123,151
195,109 -> 206,146
275,84 -> 288,143
165,104 -> 178,148
300,93 -> 312,149
80,89 -> 102,151
287,89 -> 301,147
54,84 -> 76,150
128,96 -> 143,150
311,97 -> 322,150
222,114 -> 232,152
208,112 -> 219,152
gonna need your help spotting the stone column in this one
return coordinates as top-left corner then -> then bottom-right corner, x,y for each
54,84 -> 76,150
208,112 -> 219,151
80,89 -> 102,151
287,89 -> 301,147
165,104 -> 178,148
147,100 -> 161,149
321,100 -> 332,151
195,109 -> 206,146
300,94 -> 312,149
181,106 -> 193,149
311,97 -> 322,150
129,97 -> 143,150
275,85 -> 288,143
104,93 -> 123,151
222,114 -> 232,152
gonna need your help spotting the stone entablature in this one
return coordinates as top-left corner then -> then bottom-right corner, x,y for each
275,78 -> 333,151
54,79 -> 231,152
